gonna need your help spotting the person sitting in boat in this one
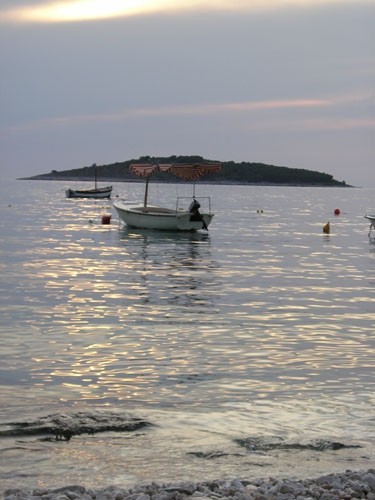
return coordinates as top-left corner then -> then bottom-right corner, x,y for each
189,198 -> 208,230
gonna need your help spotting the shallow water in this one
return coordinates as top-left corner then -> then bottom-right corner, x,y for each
0,180 -> 374,492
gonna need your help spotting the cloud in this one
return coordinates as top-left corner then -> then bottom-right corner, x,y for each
5,93 -> 373,135
0,0 -> 367,24
2,97 -> 330,131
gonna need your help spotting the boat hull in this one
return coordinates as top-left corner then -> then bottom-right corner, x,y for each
113,201 -> 214,231
66,186 -> 112,199
365,215 -> 375,242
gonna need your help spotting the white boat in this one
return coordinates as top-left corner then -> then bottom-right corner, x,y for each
113,162 -> 221,231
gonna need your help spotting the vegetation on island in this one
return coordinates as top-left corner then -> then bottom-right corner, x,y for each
20,155 -> 348,186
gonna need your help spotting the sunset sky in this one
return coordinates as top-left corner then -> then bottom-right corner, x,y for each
1,0 -> 374,186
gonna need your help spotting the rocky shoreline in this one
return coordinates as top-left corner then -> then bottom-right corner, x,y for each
4,469 -> 375,499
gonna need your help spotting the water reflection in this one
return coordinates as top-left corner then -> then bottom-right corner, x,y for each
117,227 -> 218,307
1,181 -> 375,420
13,222 -> 223,406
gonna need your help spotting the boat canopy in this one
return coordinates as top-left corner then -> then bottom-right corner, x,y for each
129,163 -> 221,181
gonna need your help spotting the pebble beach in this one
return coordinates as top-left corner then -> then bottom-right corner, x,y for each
4,470 -> 375,500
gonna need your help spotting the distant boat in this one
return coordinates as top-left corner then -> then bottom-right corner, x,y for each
113,162 -> 221,231
365,214 -> 375,241
65,166 -> 112,199
65,186 -> 112,199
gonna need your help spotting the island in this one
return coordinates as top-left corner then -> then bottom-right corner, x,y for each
19,155 -> 349,187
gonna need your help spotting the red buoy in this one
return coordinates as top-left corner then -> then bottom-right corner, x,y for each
334,208 -> 340,215
101,214 -> 111,225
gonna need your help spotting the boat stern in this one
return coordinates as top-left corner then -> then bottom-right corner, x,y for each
176,212 -> 214,231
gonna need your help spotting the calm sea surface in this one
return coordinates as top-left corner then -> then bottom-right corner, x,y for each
0,179 -> 374,492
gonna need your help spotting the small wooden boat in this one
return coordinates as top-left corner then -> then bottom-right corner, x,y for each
66,165 -> 112,199
65,185 -> 112,199
113,162 -> 221,231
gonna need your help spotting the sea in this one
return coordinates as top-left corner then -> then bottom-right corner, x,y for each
0,179 -> 374,494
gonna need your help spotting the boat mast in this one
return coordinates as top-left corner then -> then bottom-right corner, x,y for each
143,177 -> 150,208
94,164 -> 97,190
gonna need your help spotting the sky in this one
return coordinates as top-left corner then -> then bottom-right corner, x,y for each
1,0 -> 374,187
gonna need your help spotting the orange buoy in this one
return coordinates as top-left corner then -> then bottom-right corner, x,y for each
101,214 -> 111,225
334,208 -> 340,215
